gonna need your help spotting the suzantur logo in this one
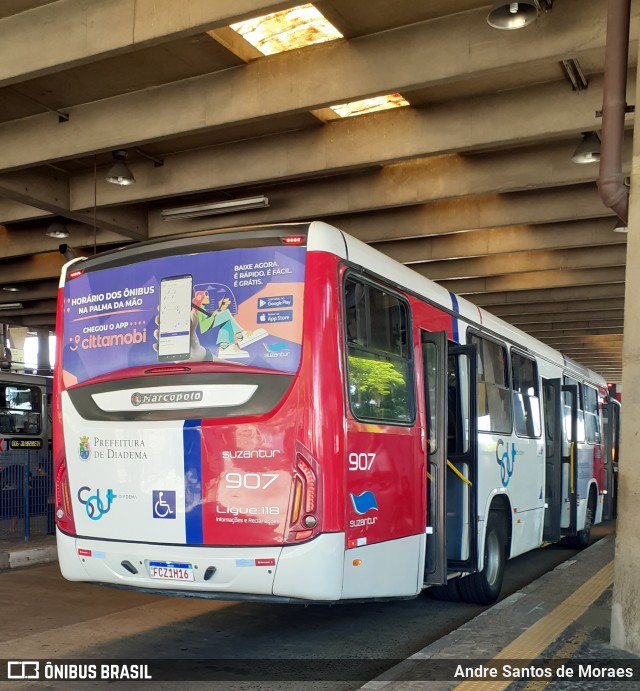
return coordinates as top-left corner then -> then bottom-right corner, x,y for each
131,391 -> 204,406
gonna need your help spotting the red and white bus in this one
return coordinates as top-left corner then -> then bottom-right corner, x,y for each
53,222 -> 612,604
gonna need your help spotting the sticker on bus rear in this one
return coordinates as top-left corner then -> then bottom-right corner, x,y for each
62,246 -> 306,384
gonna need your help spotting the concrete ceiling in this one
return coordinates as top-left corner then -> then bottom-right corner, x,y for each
0,0 -> 634,381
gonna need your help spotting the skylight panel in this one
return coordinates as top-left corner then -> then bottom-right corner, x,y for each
231,4 -> 343,56
329,93 -> 410,118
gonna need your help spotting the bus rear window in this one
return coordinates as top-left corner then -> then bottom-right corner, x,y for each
62,245 -> 306,384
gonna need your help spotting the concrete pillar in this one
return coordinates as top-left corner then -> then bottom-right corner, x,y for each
610,44 -> 640,653
8,326 -> 27,372
36,327 -> 51,375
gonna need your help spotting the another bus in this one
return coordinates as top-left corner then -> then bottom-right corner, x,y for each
53,222 -> 613,604
0,372 -> 52,522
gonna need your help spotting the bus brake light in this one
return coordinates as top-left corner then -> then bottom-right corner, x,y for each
296,456 -> 316,512
281,235 -> 305,246
287,452 -> 322,543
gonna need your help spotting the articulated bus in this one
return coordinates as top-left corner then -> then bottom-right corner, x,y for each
53,222 -> 615,604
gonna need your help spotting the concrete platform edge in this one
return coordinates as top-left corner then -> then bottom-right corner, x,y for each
0,542 -> 57,570
360,536 -> 618,690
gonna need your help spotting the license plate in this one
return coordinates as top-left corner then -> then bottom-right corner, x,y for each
148,560 -> 194,581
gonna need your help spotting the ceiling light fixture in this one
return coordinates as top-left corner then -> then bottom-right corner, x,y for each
0,303 -> 23,310
106,150 -> 135,185
571,132 -> 601,164
2,286 -> 20,292
487,1 -> 539,30
45,221 -> 70,239
160,196 -> 269,221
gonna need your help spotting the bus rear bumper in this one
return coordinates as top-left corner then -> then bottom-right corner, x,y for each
56,529 -> 345,601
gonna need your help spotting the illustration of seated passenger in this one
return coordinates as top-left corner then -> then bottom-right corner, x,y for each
193,288 -> 267,359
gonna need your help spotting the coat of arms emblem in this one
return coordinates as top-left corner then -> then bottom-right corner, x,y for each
79,436 -> 91,461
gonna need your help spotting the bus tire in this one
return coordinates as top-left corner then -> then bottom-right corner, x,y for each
459,512 -> 506,605
428,577 -> 462,602
565,504 -> 593,549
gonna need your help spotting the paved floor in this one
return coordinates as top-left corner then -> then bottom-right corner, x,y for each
2,532 -> 638,688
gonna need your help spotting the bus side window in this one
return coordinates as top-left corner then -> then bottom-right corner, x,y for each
511,351 -> 541,438
469,333 -> 511,434
584,384 -> 601,444
564,376 -> 585,443
344,277 -> 414,424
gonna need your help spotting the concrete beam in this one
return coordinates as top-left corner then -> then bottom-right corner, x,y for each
521,327 -> 624,338
488,298 -> 625,317
0,0 -> 292,87
71,76 -> 635,210
469,283 -> 626,307
413,245 -> 627,281
437,267 -> 626,294
0,199 -> 53,224
0,252 -> 66,283
507,310 -> 625,325
3,315 -> 57,328
332,187 -> 614,243
0,244 -> 122,285
1,0 -> 630,173
0,280 -> 58,305
146,176 -> 612,240
0,224 -> 124,258
0,170 -> 148,240
91,130 -> 632,235
374,218 -> 625,264
506,318 -> 624,332
0,300 -> 57,318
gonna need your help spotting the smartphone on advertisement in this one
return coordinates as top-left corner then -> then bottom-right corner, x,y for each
158,274 -> 193,361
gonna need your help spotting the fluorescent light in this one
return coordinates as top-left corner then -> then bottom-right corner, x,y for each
0,303 -> 23,310
2,286 -> 20,292
161,196 -> 269,221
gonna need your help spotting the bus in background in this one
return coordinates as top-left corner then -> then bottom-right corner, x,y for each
0,372 -> 52,525
53,222 -> 614,605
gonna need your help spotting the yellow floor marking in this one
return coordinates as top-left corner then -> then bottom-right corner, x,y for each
521,628 -> 590,691
453,560 -> 614,691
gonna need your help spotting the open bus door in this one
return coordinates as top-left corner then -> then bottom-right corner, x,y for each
602,399 -> 620,520
542,378 -> 563,543
562,384 -> 579,535
422,331 -> 477,585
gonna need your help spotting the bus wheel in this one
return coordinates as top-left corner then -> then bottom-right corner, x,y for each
565,505 -> 593,549
459,512 -> 506,605
429,577 -> 462,602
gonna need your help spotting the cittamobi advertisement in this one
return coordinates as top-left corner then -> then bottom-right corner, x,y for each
62,246 -> 306,385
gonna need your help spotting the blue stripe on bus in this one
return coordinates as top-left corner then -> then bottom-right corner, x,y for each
183,420 -> 203,545
449,292 -> 460,343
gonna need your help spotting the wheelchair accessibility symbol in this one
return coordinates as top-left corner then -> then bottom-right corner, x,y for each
152,490 -> 176,519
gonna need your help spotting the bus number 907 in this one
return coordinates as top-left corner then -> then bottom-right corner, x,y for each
224,472 -> 279,490
348,453 -> 376,471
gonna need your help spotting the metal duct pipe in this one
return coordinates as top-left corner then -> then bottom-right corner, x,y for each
597,0 -> 631,224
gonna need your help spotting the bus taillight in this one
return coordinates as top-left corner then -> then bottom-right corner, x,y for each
287,453 -> 322,542
55,460 -> 75,532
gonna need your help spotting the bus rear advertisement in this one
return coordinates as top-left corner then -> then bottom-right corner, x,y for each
53,222 -> 618,604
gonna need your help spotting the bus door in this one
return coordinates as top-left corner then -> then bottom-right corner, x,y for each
542,378 -> 562,542
561,385 -> 579,534
422,331 -> 477,584
602,399 -> 620,520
